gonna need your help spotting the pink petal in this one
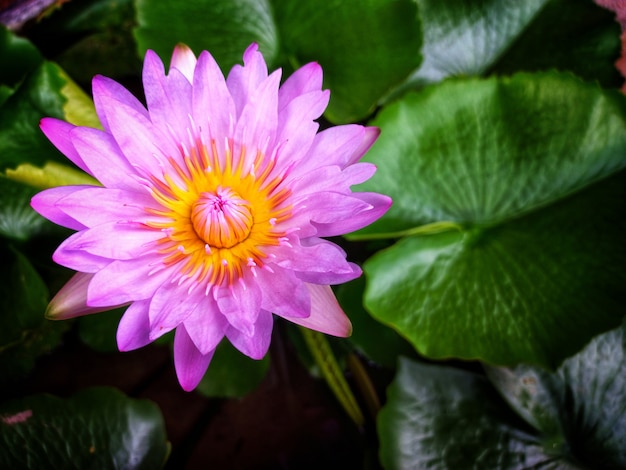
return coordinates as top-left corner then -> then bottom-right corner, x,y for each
193,50 -> 236,145
87,254 -> 173,307
92,75 -> 149,133
311,192 -> 392,237
56,221 -> 162,260
70,127 -> 140,190
289,192 -> 376,228
269,236 -> 355,278
170,44 -> 197,81
285,284 -> 352,337
53,243 -> 111,273
255,267 -> 311,319
46,272 -> 119,320
295,261 -> 362,285
183,297 -> 228,355
225,309 -> 273,359
274,89 -> 328,168
215,278 -> 262,336
226,43 -> 269,118
40,118 -> 90,173
52,187 -> 159,228
174,324 -> 215,391
278,62 -> 323,111
31,186 -> 89,231
232,69 -> 281,158
148,280 -> 207,340
117,300 -> 152,351
143,50 -> 193,143
98,96 -> 178,178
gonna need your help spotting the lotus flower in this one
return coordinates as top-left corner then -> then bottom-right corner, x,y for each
31,43 -> 391,390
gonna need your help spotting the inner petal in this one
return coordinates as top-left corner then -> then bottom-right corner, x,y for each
191,186 -> 253,248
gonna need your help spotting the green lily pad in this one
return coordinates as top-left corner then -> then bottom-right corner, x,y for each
0,177 -> 48,241
274,0 -> 422,122
405,0 -> 548,88
197,339 -> 270,398
377,322 -> 626,469
0,25 -> 43,87
0,245 -> 66,382
134,0 -> 279,72
335,277 -> 416,368
359,73 -> 626,367
0,387 -> 170,469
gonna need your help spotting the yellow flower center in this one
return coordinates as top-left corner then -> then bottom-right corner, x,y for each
145,138 -> 291,289
190,187 -> 253,248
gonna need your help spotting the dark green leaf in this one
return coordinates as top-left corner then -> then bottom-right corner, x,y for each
0,177 -> 48,241
0,25 -> 43,87
491,0 -> 622,88
402,0 -> 547,89
134,0 -> 279,72
336,277 -> 416,368
78,308 -> 125,353
0,62 -> 68,172
378,357 -> 556,469
196,339 -> 270,398
486,322 -> 626,468
0,245 -> 66,382
0,387 -> 170,469
359,74 -> 626,367
274,0 -> 421,122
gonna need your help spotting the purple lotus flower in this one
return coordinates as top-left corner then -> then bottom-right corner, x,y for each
31,44 -> 391,391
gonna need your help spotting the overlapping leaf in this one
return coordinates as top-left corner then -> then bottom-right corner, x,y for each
0,387 -> 170,469
358,73 -> 626,367
379,322 -> 626,469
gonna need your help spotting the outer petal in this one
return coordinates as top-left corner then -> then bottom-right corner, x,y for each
174,324 -> 215,391
87,255 -> 174,307
255,267 -> 311,319
52,187 -> 159,228
98,97 -> 178,178
92,75 -> 149,133
232,69 -> 281,159
225,309 -> 273,359
31,186 -> 90,231
56,222 -> 162,260
170,44 -> 197,81
39,118 -> 89,173
70,127 -> 140,190
215,278 -> 262,336
183,296 -> 228,355
226,43 -> 269,118
285,284 -> 352,337
193,50 -> 236,145
53,243 -> 111,273
143,50 -> 193,143
278,62 -> 323,111
288,192 -> 376,229
46,272 -> 120,320
148,280 -> 207,340
312,192 -> 392,237
117,300 -> 152,351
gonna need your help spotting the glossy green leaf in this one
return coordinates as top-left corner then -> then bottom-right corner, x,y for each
196,340 -> 270,398
0,387 -> 170,469
336,277 -> 416,368
403,0 -> 547,89
0,62 -> 68,172
0,245 -> 66,382
78,308 -> 125,353
0,177 -> 47,241
491,0 -> 622,88
0,25 -> 43,87
27,0 -> 141,85
134,0 -> 279,72
274,0 -> 422,122
486,322 -> 626,467
378,358 -> 553,469
359,74 -> 626,367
